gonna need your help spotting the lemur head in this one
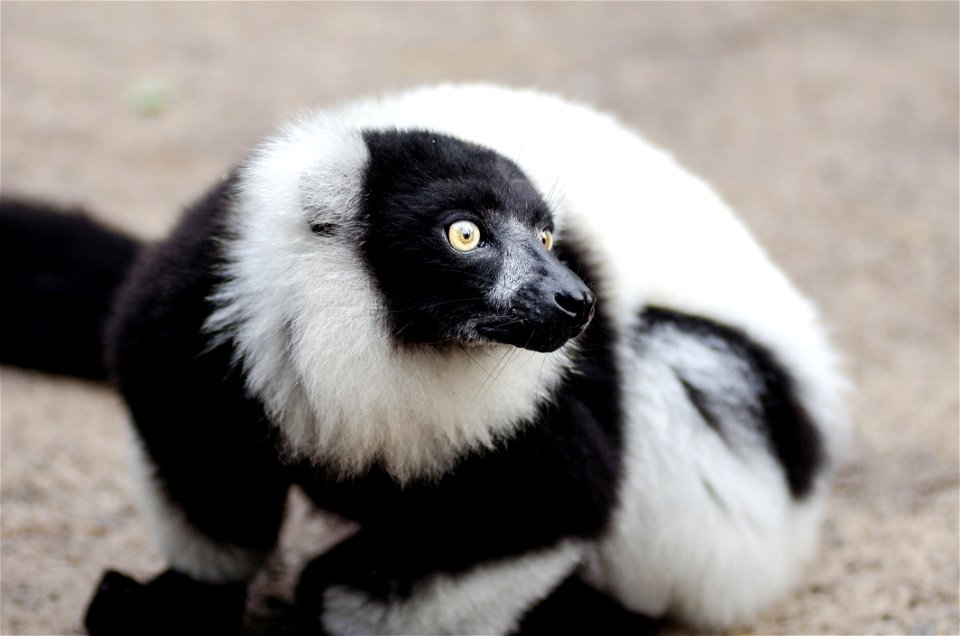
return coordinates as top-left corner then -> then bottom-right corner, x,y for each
215,120 -> 595,476
347,130 -> 595,353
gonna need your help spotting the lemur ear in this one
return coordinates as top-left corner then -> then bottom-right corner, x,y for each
307,217 -> 339,236
299,158 -> 362,238
300,178 -> 347,237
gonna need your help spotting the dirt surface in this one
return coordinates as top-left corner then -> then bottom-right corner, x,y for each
1,3 -> 957,635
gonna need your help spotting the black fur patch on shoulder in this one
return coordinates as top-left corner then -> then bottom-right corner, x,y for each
106,175 -> 289,551
639,307 -> 824,500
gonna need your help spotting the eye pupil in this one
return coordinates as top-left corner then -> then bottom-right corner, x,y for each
448,220 -> 481,252
540,230 -> 554,251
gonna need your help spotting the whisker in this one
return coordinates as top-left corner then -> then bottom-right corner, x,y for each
419,267 -> 499,286
391,296 -> 488,313
481,345 -> 525,402
474,346 -> 514,403
535,351 -> 548,398
543,175 -> 567,214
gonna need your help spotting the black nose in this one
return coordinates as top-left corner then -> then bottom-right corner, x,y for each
554,288 -> 596,327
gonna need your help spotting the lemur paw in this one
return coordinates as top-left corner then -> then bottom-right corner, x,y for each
84,569 -> 246,635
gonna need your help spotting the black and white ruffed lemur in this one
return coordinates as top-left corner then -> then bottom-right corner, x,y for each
0,84 -> 847,635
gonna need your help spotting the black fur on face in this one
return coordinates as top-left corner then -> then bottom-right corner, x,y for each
357,130 -> 595,352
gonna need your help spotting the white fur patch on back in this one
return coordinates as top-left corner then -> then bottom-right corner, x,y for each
321,541 -> 583,636
582,325 -> 826,629
206,112 -> 573,483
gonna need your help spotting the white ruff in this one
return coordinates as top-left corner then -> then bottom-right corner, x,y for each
206,113 -> 572,482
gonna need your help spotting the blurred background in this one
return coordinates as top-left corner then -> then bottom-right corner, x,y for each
2,3 -> 957,634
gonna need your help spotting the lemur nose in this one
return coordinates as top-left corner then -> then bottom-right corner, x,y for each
554,288 -> 596,326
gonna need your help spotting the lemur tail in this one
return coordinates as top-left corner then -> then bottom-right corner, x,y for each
1,198 -> 142,380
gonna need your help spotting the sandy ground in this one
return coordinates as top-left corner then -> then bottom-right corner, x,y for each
1,3 -> 957,635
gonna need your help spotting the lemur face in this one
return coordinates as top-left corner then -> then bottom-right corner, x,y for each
355,130 -> 595,353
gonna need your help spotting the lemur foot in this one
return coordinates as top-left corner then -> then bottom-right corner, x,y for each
84,569 -> 246,635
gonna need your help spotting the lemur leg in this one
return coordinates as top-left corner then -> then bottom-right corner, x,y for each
82,176 -> 293,634
85,404 -> 290,634
294,532 -> 585,636
85,569 -> 248,636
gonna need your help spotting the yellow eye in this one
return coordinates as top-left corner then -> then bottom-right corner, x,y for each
540,229 -> 554,251
448,220 -> 481,252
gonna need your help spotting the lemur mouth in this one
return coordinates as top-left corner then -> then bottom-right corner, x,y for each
475,282 -> 596,352
477,317 -> 592,353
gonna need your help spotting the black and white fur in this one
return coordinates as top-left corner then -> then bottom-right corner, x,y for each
6,84 -> 848,634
